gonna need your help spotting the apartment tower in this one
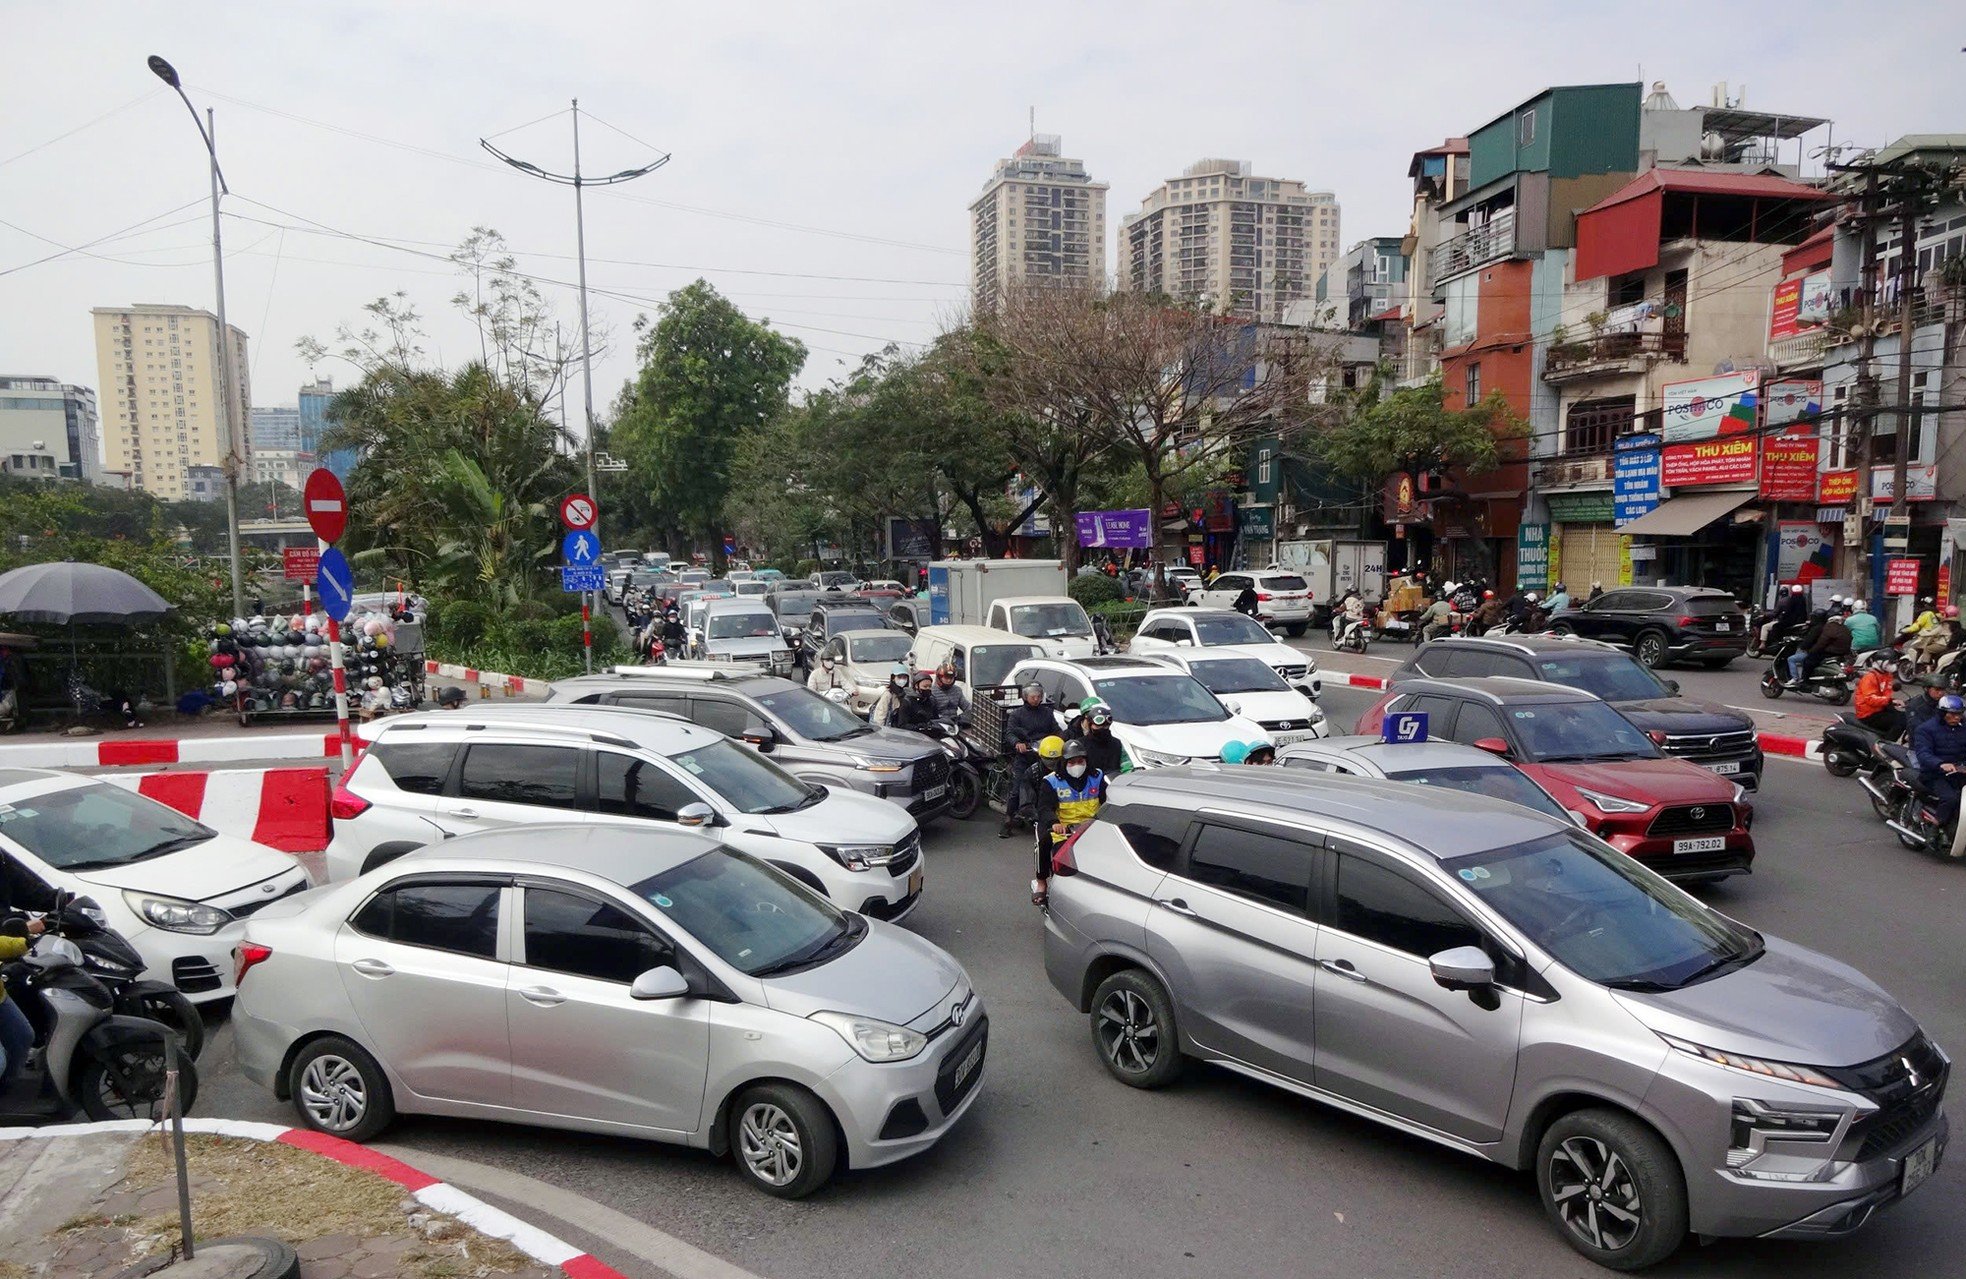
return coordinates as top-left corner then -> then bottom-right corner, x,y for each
970,134 -> 1108,312
1121,160 -> 1340,322
91,303 -> 250,499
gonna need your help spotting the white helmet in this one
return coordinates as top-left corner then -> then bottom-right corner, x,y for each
1526,591 -> 1540,602
1443,581 -> 1458,594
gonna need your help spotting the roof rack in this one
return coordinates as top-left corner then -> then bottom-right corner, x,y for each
606,662 -> 739,681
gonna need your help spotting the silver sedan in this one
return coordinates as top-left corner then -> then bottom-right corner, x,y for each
231,824 -> 986,1197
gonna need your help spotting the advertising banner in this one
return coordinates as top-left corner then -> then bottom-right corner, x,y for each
1871,465 -> 1939,503
1074,508 -> 1154,548
1613,433 -> 1662,527
1382,472 -> 1424,524
1760,428 -> 1821,501
1516,522 -> 1550,593
1776,520 -> 1828,582
1798,271 -> 1833,326
1763,379 -> 1823,429
1819,470 -> 1861,504
886,516 -> 937,559
1769,278 -> 1803,339
1662,435 -> 1758,486
1886,558 -> 1921,596
1662,371 -> 1760,444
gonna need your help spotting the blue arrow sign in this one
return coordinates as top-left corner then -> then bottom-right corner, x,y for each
562,529 -> 600,565
315,546 -> 355,622
562,565 -> 607,593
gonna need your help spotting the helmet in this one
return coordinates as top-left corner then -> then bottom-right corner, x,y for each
1941,695 -> 1964,714
1443,581 -> 1458,594
1551,582 -> 1565,592
1061,741 -> 1089,763
1087,703 -> 1114,728
1021,682 -> 1044,701
1037,735 -> 1066,760
1829,594 -> 1844,605
1220,741 -> 1251,765
912,669 -> 933,687
1246,741 -> 1276,763
936,663 -> 957,683
1483,589 -> 1495,599
1870,651 -> 1899,671
1525,591 -> 1539,602
1811,608 -> 1830,621
1948,605 -> 1961,620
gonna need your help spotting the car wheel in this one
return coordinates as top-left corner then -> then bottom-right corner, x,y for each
1536,1109 -> 1687,1271
1551,623 -> 1575,636
289,1035 -> 395,1142
1284,623 -> 1307,637
1090,969 -> 1184,1089
1633,632 -> 1669,667
729,1083 -> 838,1199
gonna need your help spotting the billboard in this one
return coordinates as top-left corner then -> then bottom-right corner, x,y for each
1074,508 -> 1154,549
1760,427 -> 1821,501
1769,271 -> 1833,340
1776,520 -> 1830,583
1662,435 -> 1757,486
1763,379 -> 1822,429
1516,522 -> 1550,593
1662,371 -> 1760,444
885,517 -> 937,560
1819,470 -> 1861,504
1613,433 -> 1662,527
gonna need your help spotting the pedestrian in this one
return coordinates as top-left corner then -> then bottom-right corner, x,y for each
1001,682 -> 1059,838
1031,738 -> 1104,906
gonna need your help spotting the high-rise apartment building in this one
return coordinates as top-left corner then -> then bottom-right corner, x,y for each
970,135 -> 1108,311
299,378 -> 355,480
91,303 -> 250,500
0,377 -> 99,482
1120,160 -> 1340,322
249,405 -> 303,452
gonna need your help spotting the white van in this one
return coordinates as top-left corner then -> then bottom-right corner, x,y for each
908,625 -> 1044,700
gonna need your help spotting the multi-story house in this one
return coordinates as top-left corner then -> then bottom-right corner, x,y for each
0,377 -> 99,482
1398,138 -> 1470,384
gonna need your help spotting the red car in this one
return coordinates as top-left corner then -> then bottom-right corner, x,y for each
1356,676 -> 1754,882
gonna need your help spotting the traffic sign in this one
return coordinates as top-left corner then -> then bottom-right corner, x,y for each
562,529 -> 601,565
1381,711 -> 1429,744
283,546 -> 321,583
303,468 -> 348,544
315,546 -> 355,621
560,493 -> 597,531
562,565 -> 607,593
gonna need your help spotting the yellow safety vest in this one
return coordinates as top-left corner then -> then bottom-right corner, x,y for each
1043,770 -> 1104,825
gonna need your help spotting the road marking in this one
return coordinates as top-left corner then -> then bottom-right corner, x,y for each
375,1145 -> 769,1279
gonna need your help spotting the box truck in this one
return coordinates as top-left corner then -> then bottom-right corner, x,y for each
925,559 -> 1097,658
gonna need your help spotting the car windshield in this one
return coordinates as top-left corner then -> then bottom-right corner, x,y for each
1445,833 -> 1762,989
1508,701 -> 1661,761
668,739 -> 818,814
754,687 -> 872,742
635,850 -> 851,977
1193,614 -> 1274,645
0,782 -> 216,871
1187,657 -> 1288,694
846,633 -> 913,663
771,592 -> 823,619
1384,765 -> 1570,822
1008,602 -> 1093,639
972,644 -> 1041,688
707,613 -> 779,640
1094,674 -> 1228,725
1537,655 -> 1669,702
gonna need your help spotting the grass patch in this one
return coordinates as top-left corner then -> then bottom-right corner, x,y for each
121,1135 -> 533,1278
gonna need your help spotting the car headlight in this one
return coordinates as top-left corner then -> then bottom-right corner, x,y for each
123,890 -> 234,936
1658,1033 -> 1840,1089
1574,786 -> 1650,814
819,842 -> 898,870
810,1010 -> 928,1062
849,755 -> 905,773
1132,746 -> 1190,767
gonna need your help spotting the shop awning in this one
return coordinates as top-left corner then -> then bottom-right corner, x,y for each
1618,490 -> 1755,538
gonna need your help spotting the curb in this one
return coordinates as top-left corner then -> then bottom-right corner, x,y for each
426,659 -> 534,695
0,1118 -> 629,1279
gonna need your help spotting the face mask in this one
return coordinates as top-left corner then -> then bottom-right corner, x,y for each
821,659 -> 834,669
1066,763 -> 1087,779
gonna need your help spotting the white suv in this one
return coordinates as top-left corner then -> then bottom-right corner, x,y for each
1185,570 -> 1313,634
326,705 -> 925,921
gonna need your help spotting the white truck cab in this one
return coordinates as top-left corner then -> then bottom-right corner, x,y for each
985,596 -> 1098,659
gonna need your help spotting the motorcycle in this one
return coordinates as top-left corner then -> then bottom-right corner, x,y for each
1822,713 -> 1903,824
35,894 -> 205,1060
1878,745 -> 1966,859
1334,614 -> 1370,654
1758,640 -> 1853,705
921,719 -> 985,820
0,913 -> 198,1122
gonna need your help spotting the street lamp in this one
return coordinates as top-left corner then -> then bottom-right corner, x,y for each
148,54 -> 246,621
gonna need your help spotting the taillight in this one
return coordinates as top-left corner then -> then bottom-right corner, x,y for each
1677,615 -> 1696,627
234,942 -> 272,986
1256,592 -> 1273,601
1052,825 -> 1087,877
329,752 -> 370,821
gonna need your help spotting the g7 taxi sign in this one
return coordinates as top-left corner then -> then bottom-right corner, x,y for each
1381,711 -> 1428,744
560,493 -> 597,531
303,468 -> 347,544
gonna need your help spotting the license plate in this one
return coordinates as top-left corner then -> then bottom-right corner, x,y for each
908,868 -> 923,895
1674,836 -> 1726,854
1903,1136 -> 1939,1195
1707,760 -> 1742,775
952,1038 -> 984,1094
1714,620 -> 1731,631
922,784 -> 947,803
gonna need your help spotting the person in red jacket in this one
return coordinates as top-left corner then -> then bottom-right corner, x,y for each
1854,654 -> 1906,739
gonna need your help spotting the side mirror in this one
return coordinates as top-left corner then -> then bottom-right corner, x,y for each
630,965 -> 692,1000
1429,945 -> 1496,993
1663,679 -> 1681,695
676,802 -> 718,829
742,728 -> 777,752
1174,637 -> 1194,647
1221,698 -> 1243,716
1472,736 -> 1512,757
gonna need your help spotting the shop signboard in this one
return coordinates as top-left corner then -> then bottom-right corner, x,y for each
1776,520 -> 1828,583
1871,464 -> 1939,502
1613,433 -> 1662,527
1819,470 -> 1861,504
1516,522 -> 1550,593
1768,271 -> 1833,339
1662,435 -> 1757,486
1885,558 -> 1921,597
1763,379 -> 1822,429
1760,427 -> 1821,501
1236,505 -> 1275,540
1662,371 -> 1760,444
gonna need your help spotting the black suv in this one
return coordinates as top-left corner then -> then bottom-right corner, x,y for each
798,598 -> 892,670
1393,634 -> 1763,789
1545,585 -> 1747,668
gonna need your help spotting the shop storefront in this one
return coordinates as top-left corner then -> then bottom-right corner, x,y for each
1546,491 -> 1626,594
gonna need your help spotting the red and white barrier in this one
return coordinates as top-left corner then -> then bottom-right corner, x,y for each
103,767 -> 332,853
0,731 -> 368,770
0,1119 -> 630,1279
425,659 -> 533,694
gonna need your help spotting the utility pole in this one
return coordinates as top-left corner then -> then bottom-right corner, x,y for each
1844,167 -> 1884,598
1889,193 -> 1924,524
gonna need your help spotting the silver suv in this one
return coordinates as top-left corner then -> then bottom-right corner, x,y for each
1044,769 -> 1947,1269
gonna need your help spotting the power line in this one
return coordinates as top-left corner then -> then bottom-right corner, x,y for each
0,199 -> 210,277
0,88 -> 164,170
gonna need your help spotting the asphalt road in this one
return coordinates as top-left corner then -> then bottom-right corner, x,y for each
184,680 -> 1962,1279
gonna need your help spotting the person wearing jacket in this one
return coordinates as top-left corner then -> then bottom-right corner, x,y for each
1911,605 -> 1962,668
1792,608 -> 1851,684
1069,701 -> 1126,776
0,899 -> 44,1089
869,665 -> 916,729
1912,694 -> 1966,827
1032,740 -> 1105,905
1001,683 -> 1060,838
1854,657 -> 1905,739
889,670 -> 938,732
1844,600 -> 1882,653
927,664 -> 969,724
806,653 -> 850,697
1904,674 -> 1950,741
1419,595 -> 1454,641
1544,582 -> 1572,614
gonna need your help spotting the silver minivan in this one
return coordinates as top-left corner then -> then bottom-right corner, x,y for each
1045,769 -> 1946,1270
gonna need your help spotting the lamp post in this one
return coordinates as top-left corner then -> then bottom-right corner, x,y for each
148,55 -> 246,620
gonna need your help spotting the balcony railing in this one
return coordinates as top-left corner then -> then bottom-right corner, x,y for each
1543,330 -> 1688,381
1427,210 -> 1516,282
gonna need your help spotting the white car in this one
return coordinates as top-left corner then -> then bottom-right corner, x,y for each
985,596 -> 1099,659
605,569 -> 633,605
1137,649 -> 1326,744
814,628 -> 918,714
0,769 -> 311,1003
1006,656 -> 1271,768
1185,570 -> 1314,634
732,580 -> 771,598
1128,608 -> 1320,696
326,705 -> 926,921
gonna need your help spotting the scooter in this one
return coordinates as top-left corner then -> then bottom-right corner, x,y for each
1334,615 -> 1370,654
1878,751 -> 1966,859
921,719 -> 984,820
1758,641 -> 1853,705
0,913 -> 198,1122
37,894 -> 204,1060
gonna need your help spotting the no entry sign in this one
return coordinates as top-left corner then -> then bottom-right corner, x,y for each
560,493 -> 597,531
304,468 -> 348,544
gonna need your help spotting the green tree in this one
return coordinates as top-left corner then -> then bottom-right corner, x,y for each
1308,373 -> 1524,483
612,281 -> 806,570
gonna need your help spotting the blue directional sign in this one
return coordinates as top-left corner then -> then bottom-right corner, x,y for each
562,529 -> 600,566
1381,711 -> 1429,744
561,565 -> 607,593
315,546 -> 355,622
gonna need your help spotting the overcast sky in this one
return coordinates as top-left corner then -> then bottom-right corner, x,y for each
4,1 -> 1959,442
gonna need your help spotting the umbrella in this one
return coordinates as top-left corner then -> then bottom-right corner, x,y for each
0,562 -> 174,624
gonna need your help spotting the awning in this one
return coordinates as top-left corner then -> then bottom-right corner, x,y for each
1618,491 -> 1755,538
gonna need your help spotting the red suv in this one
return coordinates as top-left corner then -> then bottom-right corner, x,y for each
1356,676 -> 1754,881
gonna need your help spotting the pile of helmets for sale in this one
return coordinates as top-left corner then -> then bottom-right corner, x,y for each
208,610 -> 420,715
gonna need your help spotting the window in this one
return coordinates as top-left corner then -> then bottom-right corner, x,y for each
1112,804 -> 1190,870
1608,274 -> 1647,307
1449,702 -> 1509,747
1562,397 -> 1635,458
1334,854 -> 1481,960
522,888 -> 671,984
595,752 -> 697,821
352,882 -> 500,959
1393,692 -> 1459,727
1185,823 -> 1317,914
1464,362 -> 1482,405
369,741 -> 458,795
688,697 -> 768,740
592,691 -> 688,718
457,743 -> 580,810
1518,107 -> 1537,145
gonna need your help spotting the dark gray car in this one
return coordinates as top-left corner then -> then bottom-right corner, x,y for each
1045,768 -> 1947,1270
547,668 -> 952,822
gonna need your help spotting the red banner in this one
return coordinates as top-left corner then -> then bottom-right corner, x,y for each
1886,558 -> 1921,597
1769,277 -> 1803,339
1819,470 -> 1860,504
283,546 -> 321,583
1759,428 -> 1820,501
1662,436 -> 1757,487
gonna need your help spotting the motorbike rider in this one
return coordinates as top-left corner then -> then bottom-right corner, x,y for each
893,670 -> 939,731
1501,588 -> 1533,629
1069,700 -> 1126,776
1911,604 -> 1964,670
1854,654 -> 1907,740
1844,598 -> 1882,653
1544,581 -> 1572,614
1448,580 -> 1478,614
1472,590 -> 1506,636
1220,739 -> 1276,765
1032,739 -> 1105,906
870,664 -> 915,728
1897,596 -> 1940,645
1419,592 -> 1455,641
1904,673 -> 1951,740
660,608 -> 687,654
806,651 -> 850,697
1788,608 -> 1850,687
928,663 -> 970,724
1912,693 -> 1966,829
0,858 -> 48,1088
1001,683 -> 1060,838
1335,590 -> 1368,646
1232,580 -> 1260,618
